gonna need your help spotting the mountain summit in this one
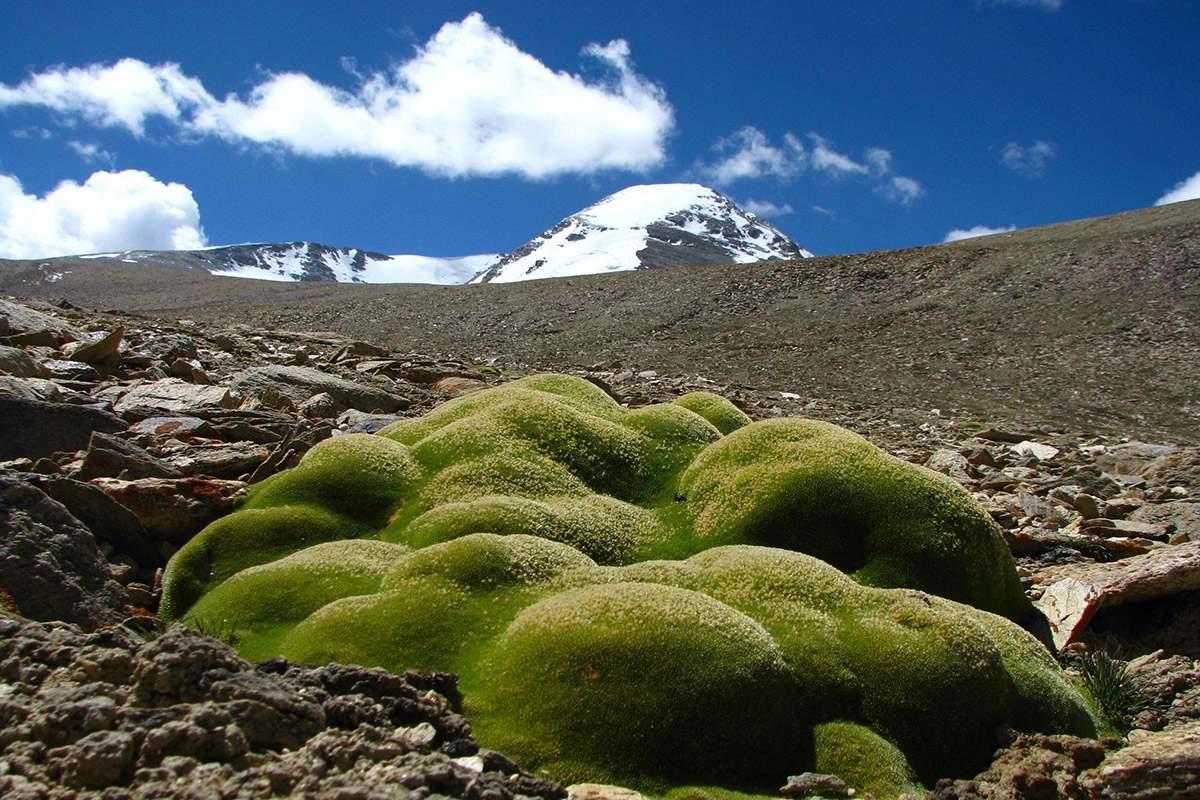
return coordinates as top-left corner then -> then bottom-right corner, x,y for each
20,184 -> 810,285
471,183 -> 811,283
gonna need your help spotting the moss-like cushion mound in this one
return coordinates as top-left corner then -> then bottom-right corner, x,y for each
162,374 -> 1097,798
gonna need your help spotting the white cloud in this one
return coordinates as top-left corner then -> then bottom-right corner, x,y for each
808,134 -> 870,177
879,175 -> 925,206
1001,140 -> 1057,177
740,198 -> 794,217
67,141 -> 115,166
0,169 -> 206,259
696,128 -> 922,205
0,58 -> 210,135
1154,169 -> 1200,206
0,14 -> 674,180
943,224 -> 1018,242
701,127 -> 805,185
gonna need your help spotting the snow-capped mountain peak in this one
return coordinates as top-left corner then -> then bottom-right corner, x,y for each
470,183 -> 811,284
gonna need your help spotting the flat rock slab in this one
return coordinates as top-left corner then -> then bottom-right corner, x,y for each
0,395 -> 126,461
92,476 -> 246,543
1081,721 -> 1200,799
0,298 -> 82,342
1034,542 -> 1200,650
230,365 -> 410,413
1131,501 -> 1200,542
113,379 -> 239,418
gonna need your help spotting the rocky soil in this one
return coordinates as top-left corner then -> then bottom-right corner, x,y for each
1,294 -> 1198,799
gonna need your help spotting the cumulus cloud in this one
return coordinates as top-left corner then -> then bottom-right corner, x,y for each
943,224 -> 1018,243
1155,169 -> 1200,206
696,127 -> 922,205
0,169 -> 206,259
0,14 -> 673,179
740,198 -> 794,217
1001,140 -> 1057,177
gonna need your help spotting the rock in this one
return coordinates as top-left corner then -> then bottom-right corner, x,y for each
60,729 -> 137,788
0,619 -> 557,800
0,395 -> 126,461
113,379 -> 240,418
298,391 -> 339,418
77,431 -> 185,480
568,784 -> 648,800
64,327 -> 123,366
0,475 -> 128,627
1012,441 -> 1061,462
20,473 -> 156,565
1080,518 -> 1171,541
433,376 -> 489,396
230,365 -> 410,413
92,476 -> 247,543
130,415 -> 220,441
1034,542 -> 1200,650
0,345 -> 49,378
977,427 -> 1030,444
928,731 -> 1118,800
1131,502 -> 1200,542
162,440 -> 273,479
131,332 -> 200,363
333,341 -> 391,361
1080,721 -> 1200,799
337,409 -> 406,434
780,772 -> 851,797
41,357 -> 102,381
5,328 -> 59,348
1097,442 -> 1178,476
0,298 -> 82,342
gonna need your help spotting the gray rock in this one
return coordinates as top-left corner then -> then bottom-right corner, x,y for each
0,375 -> 71,402
0,395 -> 126,461
0,345 -> 49,378
61,729 -> 136,788
41,357 -> 102,381
298,390 -> 339,418
113,378 -> 240,418
1131,501 -> 1200,542
129,415 -> 219,440
77,430 -> 184,480
21,473 -> 156,565
1081,721 -> 1200,799
163,441 -> 272,479
926,449 -> 976,482
0,475 -> 128,628
230,365 -> 410,413
0,298 -> 82,342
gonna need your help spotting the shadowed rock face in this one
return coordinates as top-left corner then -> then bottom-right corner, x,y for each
163,374 -> 1097,799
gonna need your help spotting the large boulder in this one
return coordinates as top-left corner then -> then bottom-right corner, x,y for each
161,375 -> 1097,798
229,365 -> 410,414
0,476 -> 128,628
0,395 -> 126,461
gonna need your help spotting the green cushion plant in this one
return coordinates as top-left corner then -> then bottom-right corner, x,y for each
162,374 -> 1097,799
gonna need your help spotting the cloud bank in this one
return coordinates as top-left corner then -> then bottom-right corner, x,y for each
0,170 -> 206,259
943,224 -> 1017,243
696,127 -> 924,205
1155,169 -> 1200,206
0,14 -> 673,179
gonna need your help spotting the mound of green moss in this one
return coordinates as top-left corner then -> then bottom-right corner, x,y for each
162,374 -> 1096,799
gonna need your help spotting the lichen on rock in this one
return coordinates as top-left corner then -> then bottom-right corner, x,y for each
161,374 -> 1099,799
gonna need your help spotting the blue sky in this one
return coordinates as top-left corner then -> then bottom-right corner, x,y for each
0,0 -> 1197,264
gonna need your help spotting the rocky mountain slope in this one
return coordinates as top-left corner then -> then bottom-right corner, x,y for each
65,242 -> 496,285
3,198 -> 1195,441
0,296 -> 1197,798
471,183 -> 810,283
25,184 -> 809,286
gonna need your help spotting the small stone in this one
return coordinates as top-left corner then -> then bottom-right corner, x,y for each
432,376 -> 488,397
1011,441 -> 1061,462
568,784 -> 648,800
298,391 -> 339,419
781,772 -> 851,797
